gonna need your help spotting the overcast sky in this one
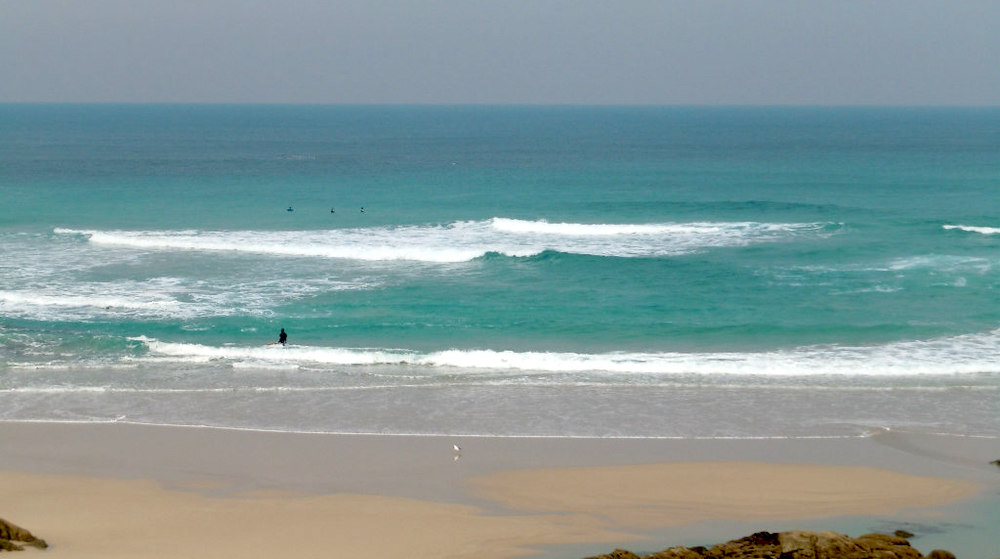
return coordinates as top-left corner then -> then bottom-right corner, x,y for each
2,0 -> 998,105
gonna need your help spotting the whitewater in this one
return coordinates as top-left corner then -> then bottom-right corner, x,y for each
52,218 -> 838,262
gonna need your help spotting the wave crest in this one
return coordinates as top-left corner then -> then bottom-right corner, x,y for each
56,217 -> 837,263
943,224 -> 1000,235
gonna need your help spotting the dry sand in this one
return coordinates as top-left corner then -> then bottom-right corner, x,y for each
0,423 -> 988,559
4,471 -> 623,559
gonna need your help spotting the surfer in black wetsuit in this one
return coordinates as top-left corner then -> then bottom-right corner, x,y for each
278,328 -> 287,346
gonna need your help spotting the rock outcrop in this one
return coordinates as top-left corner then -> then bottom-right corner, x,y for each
585,530 -> 956,559
0,518 -> 47,552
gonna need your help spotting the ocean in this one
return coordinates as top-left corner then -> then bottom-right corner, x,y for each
2,104 -> 999,439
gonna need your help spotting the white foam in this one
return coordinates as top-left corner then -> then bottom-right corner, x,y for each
491,217 -> 825,238
135,338 -> 416,369
0,290 -> 179,312
0,287 -> 193,322
55,218 -> 837,263
134,329 -> 1000,377
887,254 -> 992,274
0,273 -> 368,322
943,224 -> 1000,235
492,218 -> 701,236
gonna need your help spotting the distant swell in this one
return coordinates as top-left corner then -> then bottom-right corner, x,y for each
55,218 -> 838,263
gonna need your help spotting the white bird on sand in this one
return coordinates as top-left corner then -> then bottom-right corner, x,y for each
453,444 -> 461,453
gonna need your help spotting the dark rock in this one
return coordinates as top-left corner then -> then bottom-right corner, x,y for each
855,533 -> 922,558
779,530 -> 871,558
585,549 -> 642,559
23,540 -> 48,550
585,530 -> 948,559
0,540 -> 24,552
707,532 -> 781,558
646,547 -> 705,559
742,531 -> 782,546
893,529 -> 914,539
926,551 -> 956,559
0,518 -> 48,551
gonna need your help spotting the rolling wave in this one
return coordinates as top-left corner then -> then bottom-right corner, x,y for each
55,218 -> 838,262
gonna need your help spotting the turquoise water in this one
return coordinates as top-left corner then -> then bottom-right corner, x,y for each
1,105 -> 999,437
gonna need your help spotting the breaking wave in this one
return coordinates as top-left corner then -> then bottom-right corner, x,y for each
943,224 -> 1000,235
55,218 -> 838,263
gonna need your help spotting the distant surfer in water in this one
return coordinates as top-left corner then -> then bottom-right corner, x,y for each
278,328 -> 287,346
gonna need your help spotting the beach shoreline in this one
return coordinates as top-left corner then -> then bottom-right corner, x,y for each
1,422 -> 995,558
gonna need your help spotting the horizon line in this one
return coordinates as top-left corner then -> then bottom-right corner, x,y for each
2,101 -> 999,109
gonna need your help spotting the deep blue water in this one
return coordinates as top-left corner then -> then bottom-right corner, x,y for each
1,104 -> 998,438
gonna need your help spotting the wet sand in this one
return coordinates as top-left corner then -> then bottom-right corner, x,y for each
0,422 -> 992,558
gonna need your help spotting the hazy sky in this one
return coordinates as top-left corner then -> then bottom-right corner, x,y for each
2,0 -> 998,105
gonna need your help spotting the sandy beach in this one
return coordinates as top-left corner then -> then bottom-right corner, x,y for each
1,422 -> 994,559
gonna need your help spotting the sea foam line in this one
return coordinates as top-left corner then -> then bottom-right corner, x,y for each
133,330 -> 1000,377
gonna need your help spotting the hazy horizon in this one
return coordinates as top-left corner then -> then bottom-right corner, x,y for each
3,1 -> 998,106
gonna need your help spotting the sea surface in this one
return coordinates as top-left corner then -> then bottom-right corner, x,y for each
2,104 -> 999,439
